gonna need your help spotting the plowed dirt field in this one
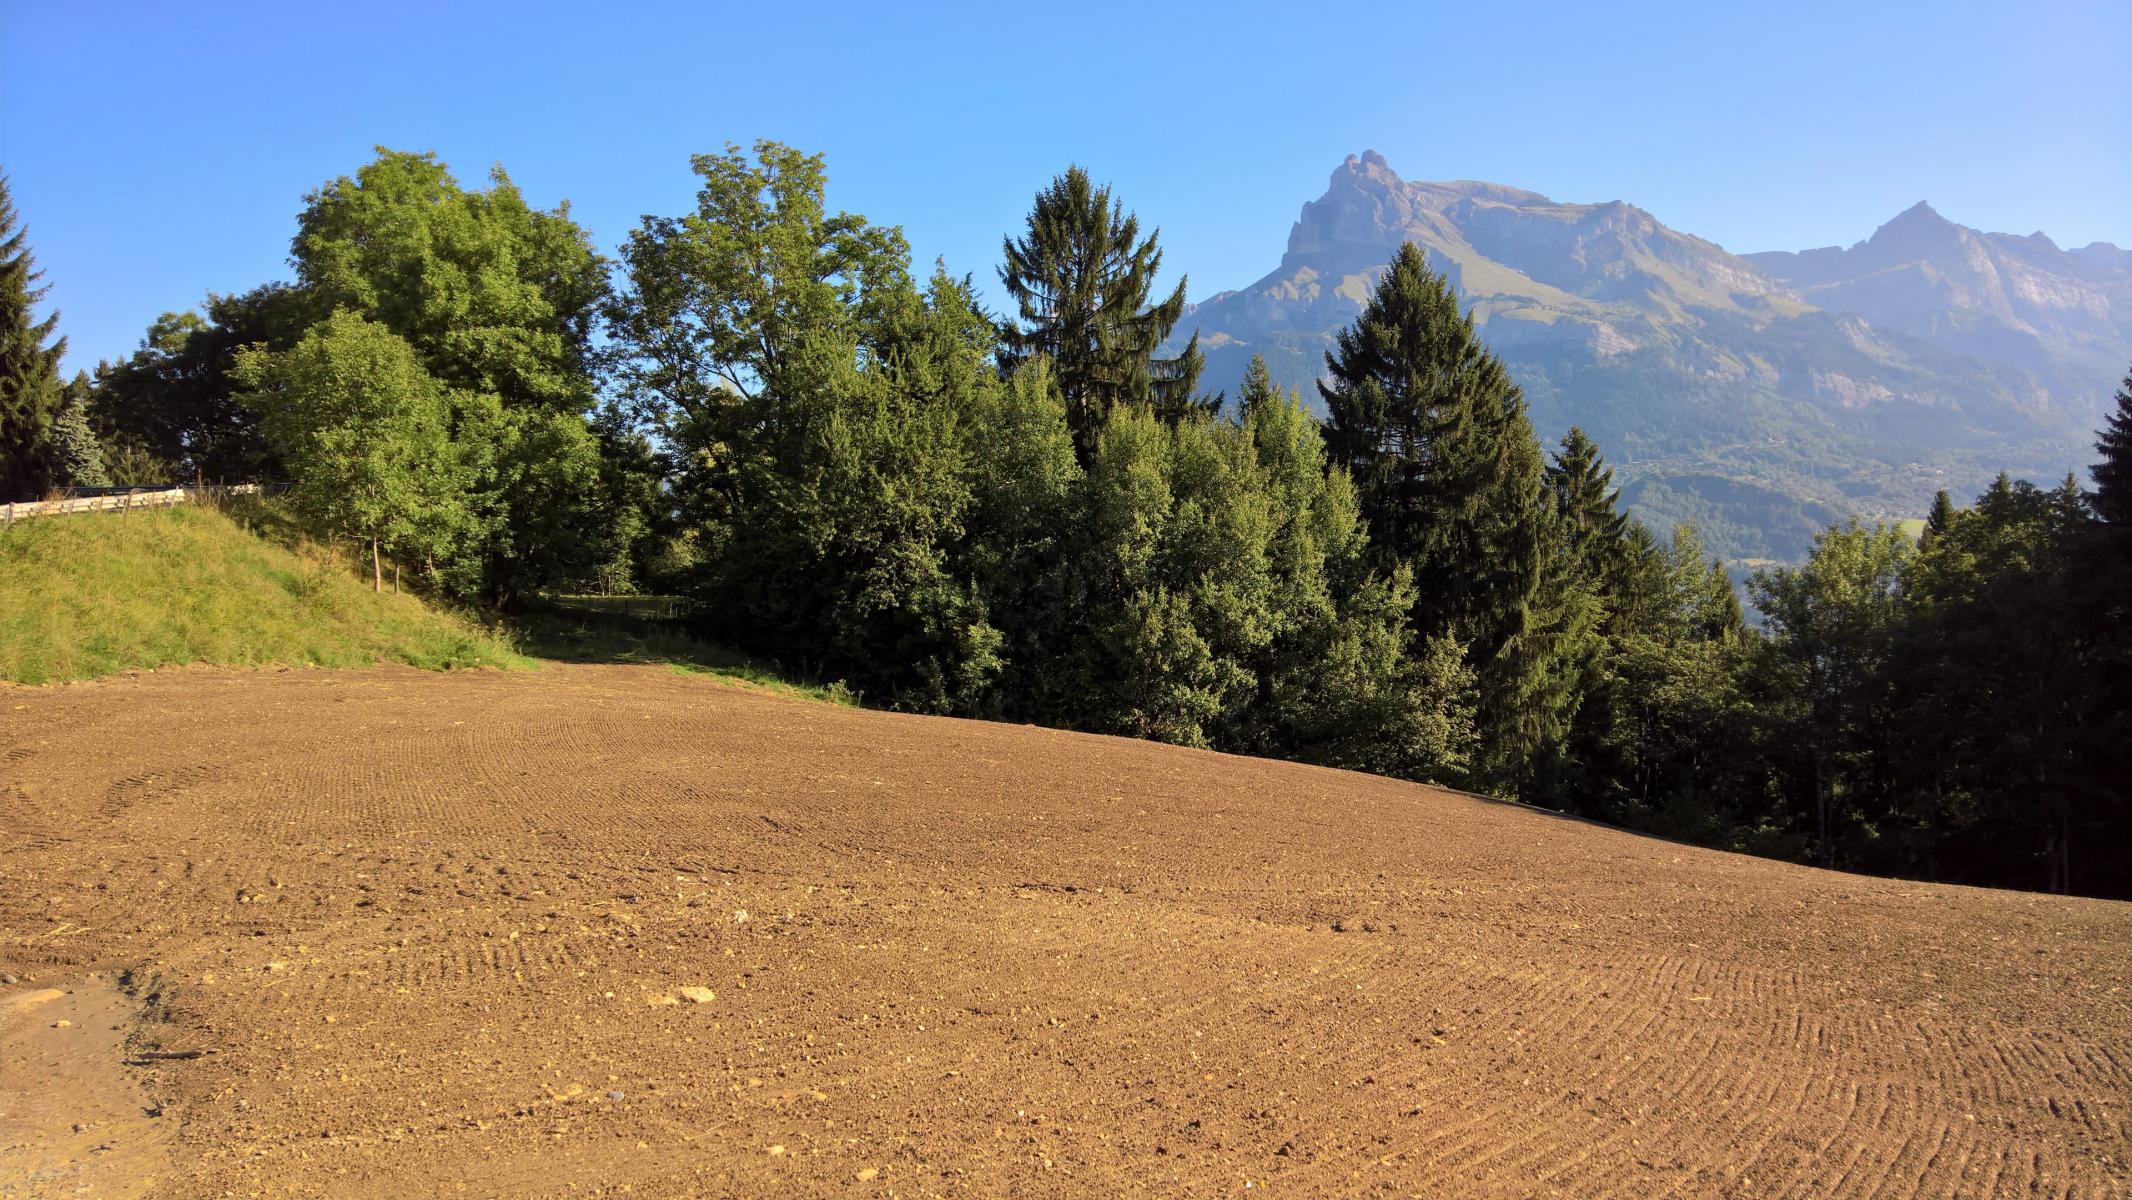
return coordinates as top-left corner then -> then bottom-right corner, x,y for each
2,665 -> 2127,1197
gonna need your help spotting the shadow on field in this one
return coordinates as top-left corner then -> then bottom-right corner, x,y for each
508,599 -> 855,705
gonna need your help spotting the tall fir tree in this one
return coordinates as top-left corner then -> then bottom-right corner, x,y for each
1922,488 -> 1958,543
2092,368 -> 2132,528
0,174 -> 67,499
1320,241 -> 1573,792
48,373 -> 109,488
1547,426 -> 1629,575
2076,366 -> 2132,896
998,166 -> 1203,463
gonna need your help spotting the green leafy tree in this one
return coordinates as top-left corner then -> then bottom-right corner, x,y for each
287,149 -> 615,603
607,141 -> 911,437
1751,519 -> 1914,867
610,146 -> 998,708
998,166 -> 1204,463
294,151 -> 606,411
235,312 -> 467,590
0,174 -> 66,499
717,277 -> 1001,711
961,359 -> 1086,719
1320,241 -> 1570,792
89,285 -> 301,482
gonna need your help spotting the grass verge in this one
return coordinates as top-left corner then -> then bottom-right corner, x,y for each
0,503 -> 525,684
1,500 -> 849,705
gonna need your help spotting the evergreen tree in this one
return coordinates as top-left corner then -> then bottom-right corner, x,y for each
49,374 -> 109,488
2091,368 -> 2132,527
1921,488 -> 1958,547
1547,426 -> 1629,579
998,166 -> 1203,463
1320,241 -> 1566,792
2075,368 -> 2132,896
1901,475 -> 2096,891
1577,524 -> 1762,840
0,174 -> 66,499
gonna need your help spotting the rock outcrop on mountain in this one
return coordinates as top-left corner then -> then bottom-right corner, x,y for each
1744,203 -> 2132,403
1173,152 -> 2130,562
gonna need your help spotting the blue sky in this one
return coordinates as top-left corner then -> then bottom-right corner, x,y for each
4,0 -> 2127,372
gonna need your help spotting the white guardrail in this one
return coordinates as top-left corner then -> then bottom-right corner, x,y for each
3,484 -> 261,524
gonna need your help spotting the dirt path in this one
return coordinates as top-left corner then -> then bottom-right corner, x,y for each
2,665 -> 2127,1197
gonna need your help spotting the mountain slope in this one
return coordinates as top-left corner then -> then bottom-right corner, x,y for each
1175,152 -> 2128,561
1745,202 -> 2132,401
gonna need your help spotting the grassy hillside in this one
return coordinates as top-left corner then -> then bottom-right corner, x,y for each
0,503 -> 525,684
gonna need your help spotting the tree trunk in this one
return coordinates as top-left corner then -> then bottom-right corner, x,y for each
371,538 -> 382,593
1814,751 -> 1832,869
394,561 -> 401,595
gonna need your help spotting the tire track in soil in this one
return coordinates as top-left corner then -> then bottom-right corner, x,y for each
0,663 -> 2126,1198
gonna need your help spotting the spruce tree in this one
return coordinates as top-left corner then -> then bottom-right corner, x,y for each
1320,241 -> 1565,792
2078,366 -> 2132,895
0,174 -> 67,499
2092,368 -> 2132,528
1548,428 -> 1628,560
49,373 -> 109,488
998,166 -> 1203,463
1921,488 -> 1958,548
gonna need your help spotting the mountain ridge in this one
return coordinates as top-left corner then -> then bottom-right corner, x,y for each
1172,152 -> 2129,561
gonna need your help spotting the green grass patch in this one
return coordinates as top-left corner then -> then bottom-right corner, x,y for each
0,503 -> 526,684
546,593 -> 685,620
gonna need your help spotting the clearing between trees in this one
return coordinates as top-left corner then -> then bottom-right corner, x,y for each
1,665 -> 2126,1197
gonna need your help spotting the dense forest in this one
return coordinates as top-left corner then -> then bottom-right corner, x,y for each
3,149 -> 2127,898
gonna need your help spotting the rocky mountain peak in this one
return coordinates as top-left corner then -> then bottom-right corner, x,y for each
1866,200 -> 1963,256
1288,151 -> 1416,265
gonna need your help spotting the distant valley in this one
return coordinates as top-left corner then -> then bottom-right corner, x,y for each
1172,151 -> 2132,562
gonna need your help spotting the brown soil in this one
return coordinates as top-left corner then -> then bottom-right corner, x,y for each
1,665 -> 2127,1197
